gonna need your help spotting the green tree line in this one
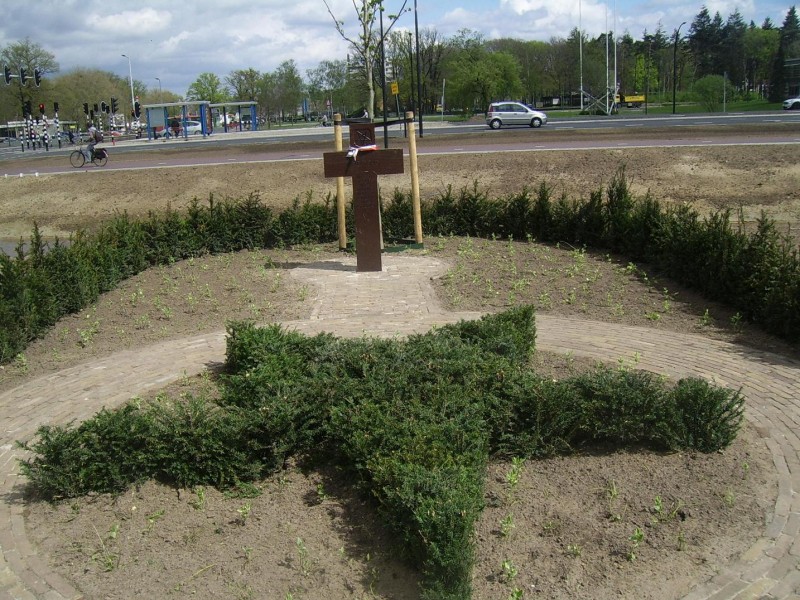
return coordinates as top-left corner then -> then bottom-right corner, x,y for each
2,4 -> 798,125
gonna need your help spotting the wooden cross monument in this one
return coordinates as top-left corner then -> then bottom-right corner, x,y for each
323,122 -> 404,272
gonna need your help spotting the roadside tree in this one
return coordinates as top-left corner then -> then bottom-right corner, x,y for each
186,72 -> 230,104
323,0 -> 409,119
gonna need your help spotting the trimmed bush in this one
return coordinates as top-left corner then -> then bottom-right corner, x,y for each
0,194 -> 340,364
436,304 -> 536,364
569,367 -> 675,448
18,404 -> 154,499
4,168 -> 800,364
668,377 -> 745,452
19,307 -> 746,598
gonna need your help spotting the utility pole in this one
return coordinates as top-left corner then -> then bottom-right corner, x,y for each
414,0 -> 423,137
672,22 -> 686,115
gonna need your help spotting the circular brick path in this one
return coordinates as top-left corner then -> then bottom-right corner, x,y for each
1,255 -> 798,599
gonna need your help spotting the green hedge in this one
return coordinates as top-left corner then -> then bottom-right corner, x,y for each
0,194 -> 337,363
3,170 -> 798,363
384,171 -> 800,342
19,306 -> 745,599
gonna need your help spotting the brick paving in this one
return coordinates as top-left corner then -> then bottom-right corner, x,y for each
0,254 -> 798,599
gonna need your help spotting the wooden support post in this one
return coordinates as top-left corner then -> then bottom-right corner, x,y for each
323,123 -> 404,272
406,111 -> 423,244
333,113 -> 347,250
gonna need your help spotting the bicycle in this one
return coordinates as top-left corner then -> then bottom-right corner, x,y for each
69,145 -> 108,168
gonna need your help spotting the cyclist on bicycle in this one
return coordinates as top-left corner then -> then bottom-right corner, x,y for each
84,122 -> 100,163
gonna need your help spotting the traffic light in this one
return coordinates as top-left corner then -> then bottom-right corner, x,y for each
93,103 -> 99,113
111,97 -> 118,113
33,67 -> 42,87
19,67 -> 28,85
53,101 -> 59,113
134,101 -> 141,118
83,102 -> 89,115
38,103 -> 45,115
3,65 -> 11,85
101,101 -> 108,113
24,100 -> 31,115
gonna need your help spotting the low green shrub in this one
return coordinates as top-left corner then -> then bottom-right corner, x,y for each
4,167 -> 799,364
388,169 -> 799,342
569,367 -> 675,448
490,373 -> 581,458
668,377 -> 745,452
19,307 -> 745,598
0,194 -> 340,364
146,395 -> 264,488
436,304 -> 536,364
18,403 -> 154,499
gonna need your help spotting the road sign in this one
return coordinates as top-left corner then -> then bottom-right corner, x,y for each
390,81 -> 399,96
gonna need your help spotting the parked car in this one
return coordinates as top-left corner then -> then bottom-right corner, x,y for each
154,120 -> 203,137
184,120 -> 203,135
485,101 -> 547,129
783,96 -> 800,110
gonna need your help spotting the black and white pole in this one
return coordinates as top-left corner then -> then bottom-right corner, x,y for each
42,116 -> 49,151
54,111 -> 60,148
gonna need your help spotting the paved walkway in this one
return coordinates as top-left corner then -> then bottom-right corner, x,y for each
0,255 -> 798,599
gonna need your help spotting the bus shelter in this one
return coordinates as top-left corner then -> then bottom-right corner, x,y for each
142,101 -> 211,141
208,102 -> 258,132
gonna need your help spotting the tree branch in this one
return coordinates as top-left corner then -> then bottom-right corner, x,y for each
323,0 -> 361,50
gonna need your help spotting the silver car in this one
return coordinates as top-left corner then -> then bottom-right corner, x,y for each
783,96 -> 800,110
486,101 -> 547,129
184,120 -> 203,134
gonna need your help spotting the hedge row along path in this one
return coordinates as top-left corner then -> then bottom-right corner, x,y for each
1,254 -> 799,599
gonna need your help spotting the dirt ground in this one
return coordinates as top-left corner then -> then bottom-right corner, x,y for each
5,128 -> 798,599
1,125 -> 800,241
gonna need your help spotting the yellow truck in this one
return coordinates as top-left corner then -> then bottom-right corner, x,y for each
619,94 -> 646,108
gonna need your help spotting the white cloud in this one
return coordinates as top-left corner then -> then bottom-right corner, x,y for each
703,0 -> 757,18
88,8 -> 171,35
160,31 -> 191,54
0,0 -> 791,96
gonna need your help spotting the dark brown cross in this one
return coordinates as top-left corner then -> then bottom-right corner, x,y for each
323,123 -> 404,272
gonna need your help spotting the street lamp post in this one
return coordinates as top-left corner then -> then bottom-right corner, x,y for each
645,41 -> 651,115
121,54 -> 135,126
672,22 -> 686,115
414,0 -> 423,136
407,32 -> 415,119
579,0 -> 583,111
155,77 -> 162,104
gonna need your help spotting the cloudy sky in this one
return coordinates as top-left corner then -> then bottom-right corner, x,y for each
1,0 -> 792,96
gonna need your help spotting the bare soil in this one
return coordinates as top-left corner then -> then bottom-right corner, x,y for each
2,124 -> 799,241
5,128 -> 798,599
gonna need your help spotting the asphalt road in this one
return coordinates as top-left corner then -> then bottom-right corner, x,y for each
0,113 -> 798,255
1,111 -> 799,177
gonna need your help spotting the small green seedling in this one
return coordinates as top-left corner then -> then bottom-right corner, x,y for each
296,537 -> 311,576
501,559 -> 518,582
144,508 -> 165,533
627,527 -> 644,561
566,543 -> 582,557
236,502 -> 252,525
500,514 -> 515,538
508,588 -> 524,600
